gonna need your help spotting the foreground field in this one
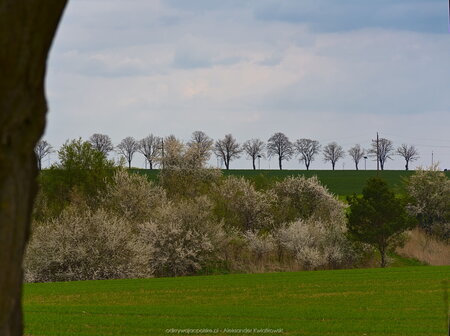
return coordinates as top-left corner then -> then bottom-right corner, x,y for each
24,266 -> 450,336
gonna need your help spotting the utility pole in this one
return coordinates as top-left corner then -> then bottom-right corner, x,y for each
432,151 -> 434,166
161,138 -> 165,170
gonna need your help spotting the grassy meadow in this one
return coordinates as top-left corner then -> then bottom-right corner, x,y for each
24,266 -> 450,336
134,169 -> 435,196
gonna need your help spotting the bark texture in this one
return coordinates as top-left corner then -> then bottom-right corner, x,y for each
0,1 -> 67,335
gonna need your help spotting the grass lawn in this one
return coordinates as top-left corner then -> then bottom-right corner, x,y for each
24,266 -> 450,336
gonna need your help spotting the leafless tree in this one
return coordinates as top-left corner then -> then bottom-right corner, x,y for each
267,132 -> 293,170
139,134 -> 162,170
348,144 -> 365,170
187,131 -> 214,168
34,140 -> 53,170
294,138 -> 320,170
323,142 -> 345,170
368,138 -> 394,170
397,144 -> 419,171
243,139 -> 265,170
0,2 -> 67,334
117,137 -> 139,168
89,133 -> 113,156
214,134 -> 241,170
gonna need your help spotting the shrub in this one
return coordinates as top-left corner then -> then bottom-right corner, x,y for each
159,168 -> 222,199
275,218 -> 352,270
138,196 -> 225,277
25,206 -> 143,282
404,165 -> 450,239
102,169 -> 167,223
213,176 -> 274,231
243,231 -> 275,258
270,175 -> 345,226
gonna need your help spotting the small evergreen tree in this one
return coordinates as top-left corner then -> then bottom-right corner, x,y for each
347,177 -> 415,267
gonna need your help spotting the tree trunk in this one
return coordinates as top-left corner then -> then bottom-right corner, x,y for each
306,162 -> 310,171
379,246 -> 387,268
332,162 -> 335,170
252,157 -> 256,170
405,160 -> 409,171
0,2 -> 67,335
355,162 -> 359,170
278,157 -> 282,170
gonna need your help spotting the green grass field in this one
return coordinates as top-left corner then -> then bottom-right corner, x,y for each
24,266 -> 450,336
134,169 -> 450,196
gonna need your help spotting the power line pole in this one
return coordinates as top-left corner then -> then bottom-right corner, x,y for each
161,138 -> 165,170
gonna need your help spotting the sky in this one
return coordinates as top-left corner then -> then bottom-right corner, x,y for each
44,0 -> 450,170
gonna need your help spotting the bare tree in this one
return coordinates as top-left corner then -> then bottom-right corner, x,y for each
243,139 -> 265,170
0,2 -> 68,335
214,134 -> 241,170
323,142 -> 345,170
294,138 -> 320,170
368,138 -> 394,171
397,144 -> 419,171
267,132 -> 293,170
348,144 -> 365,170
117,137 -> 139,168
139,134 -> 162,170
89,133 -> 113,156
34,140 -> 53,170
187,131 -> 213,168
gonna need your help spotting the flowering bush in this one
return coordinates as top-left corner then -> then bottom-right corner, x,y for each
275,218 -> 352,270
138,196 -> 225,277
102,169 -> 167,222
213,176 -> 274,231
270,176 -> 345,225
405,165 -> 450,239
25,206 -> 144,282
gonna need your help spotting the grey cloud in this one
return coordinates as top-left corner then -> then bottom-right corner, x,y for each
253,0 -> 446,33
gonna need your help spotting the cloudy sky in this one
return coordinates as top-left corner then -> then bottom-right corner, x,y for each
44,0 -> 450,170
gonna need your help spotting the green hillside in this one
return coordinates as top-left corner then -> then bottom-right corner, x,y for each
24,266 -> 450,336
134,169 -> 446,196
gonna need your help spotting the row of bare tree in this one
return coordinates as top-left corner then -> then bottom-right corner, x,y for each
35,131 -> 420,171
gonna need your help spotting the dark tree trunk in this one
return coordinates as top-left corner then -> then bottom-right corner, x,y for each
149,161 -> 153,170
278,157 -> 282,170
0,1 -> 67,335
355,162 -> 359,170
252,157 -> 256,170
332,162 -> 335,170
306,162 -> 310,171
380,248 -> 387,268
128,159 -> 132,168
405,160 -> 409,171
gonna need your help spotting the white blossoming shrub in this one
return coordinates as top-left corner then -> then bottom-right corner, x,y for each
214,176 -> 274,231
275,218 -> 352,270
243,231 -> 275,258
271,176 -> 345,225
102,169 -> 167,222
25,206 -> 144,282
405,165 -> 450,240
138,196 -> 225,277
